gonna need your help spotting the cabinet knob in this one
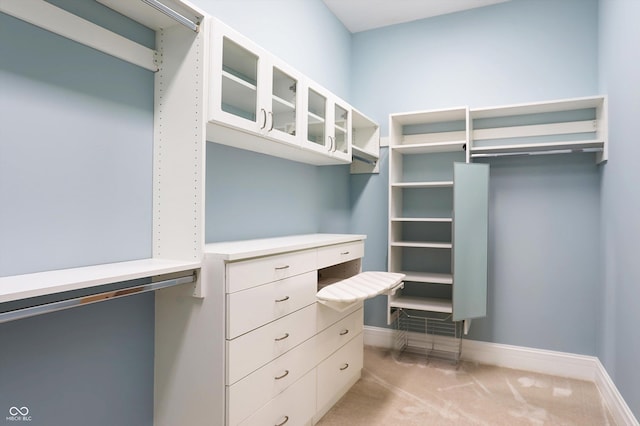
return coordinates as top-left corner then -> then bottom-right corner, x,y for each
340,363 -> 349,371
275,296 -> 290,303
340,251 -> 350,255
339,329 -> 349,336
275,265 -> 290,270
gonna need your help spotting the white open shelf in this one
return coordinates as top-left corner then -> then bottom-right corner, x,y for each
393,140 -> 466,154
390,241 -> 452,249
389,295 -> 453,314
0,258 -> 201,304
391,181 -> 454,188
401,271 -> 453,285
391,217 -> 452,223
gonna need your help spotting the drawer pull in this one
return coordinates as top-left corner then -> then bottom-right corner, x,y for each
275,332 -> 290,342
340,363 -> 349,371
274,370 -> 290,380
340,251 -> 350,255
274,265 -> 290,270
339,329 -> 349,336
275,296 -> 290,303
275,416 -> 289,426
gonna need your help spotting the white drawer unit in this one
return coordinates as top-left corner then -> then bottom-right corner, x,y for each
316,333 -> 365,420
227,336 -> 318,425
226,248 -> 316,293
317,241 -> 365,269
226,303 -> 317,385
238,370 -> 316,426
315,308 -> 364,364
226,271 -> 317,339
204,233 -> 403,425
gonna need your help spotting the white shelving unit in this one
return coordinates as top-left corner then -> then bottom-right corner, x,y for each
470,95 -> 607,163
388,106 -> 489,324
351,108 -> 380,173
0,2 -> 208,425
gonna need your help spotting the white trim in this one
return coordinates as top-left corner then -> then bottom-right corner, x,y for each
461,339 -> 597,381
595,359 -> 640,426
363,326 -> 638,425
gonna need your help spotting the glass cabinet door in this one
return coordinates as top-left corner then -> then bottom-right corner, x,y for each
270,66 -> 298,141
220,37 -> 259,125
333,103 -> 349,157
307,88 -> 327,150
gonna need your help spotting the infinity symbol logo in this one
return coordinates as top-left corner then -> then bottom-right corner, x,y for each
9,406 -> 29,416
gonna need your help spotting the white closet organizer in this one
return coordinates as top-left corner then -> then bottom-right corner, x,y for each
1,1 -> 209,425
197,234 -> 401,425
469,96 -> 607,163
0,2 -> 207,301
388,107 -> 490,359
206,17 -> 380,168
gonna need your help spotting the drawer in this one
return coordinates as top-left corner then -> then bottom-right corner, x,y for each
317,241 -> 364,269
315,308 -> 363,364
227,304 -> 316,385
316,333 -> 364,414
227,271 -> 317,339
227,335 -> 317,425
227,249 -> 316,293
316,300 -> 363,332
238,369 -> 315,426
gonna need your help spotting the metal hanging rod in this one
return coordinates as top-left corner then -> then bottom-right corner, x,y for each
0,272 -> 196,324
140,0 -> 200,32
352,154 -> 378,166
471,147 -> 603,159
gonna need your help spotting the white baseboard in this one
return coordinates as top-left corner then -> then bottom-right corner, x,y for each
363,326 -> 638,426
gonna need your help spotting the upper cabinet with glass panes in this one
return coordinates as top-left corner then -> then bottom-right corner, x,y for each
206,17 -> 375,166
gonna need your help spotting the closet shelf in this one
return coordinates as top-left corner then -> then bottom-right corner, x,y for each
390,241 -> 452,249
391,217 -> 452,223
400,271 -> 453,285
0,258 -> 201,304
391,181 -> 454,188
389,295 -> 453,314
470,139 -> 604,157
393,140 -> 466,154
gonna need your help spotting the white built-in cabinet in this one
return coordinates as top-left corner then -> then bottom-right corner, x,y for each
209,21 -> 302,148
206,17 -> 375,167
203,234 -> 367,425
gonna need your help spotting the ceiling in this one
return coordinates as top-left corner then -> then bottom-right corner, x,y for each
322,0 -> 510,33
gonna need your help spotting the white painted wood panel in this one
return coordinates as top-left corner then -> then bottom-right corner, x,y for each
226,249 -> 316,293
226,304 -> 317,385
238,370 -> 316,426
226,271 -> 317,339
227,335 -> 318,425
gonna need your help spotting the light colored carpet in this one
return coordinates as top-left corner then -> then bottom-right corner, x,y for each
316,346 -> 615,425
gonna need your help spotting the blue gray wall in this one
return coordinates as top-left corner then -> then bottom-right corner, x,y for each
196,0 -> 354,243
350,0 -> 603,355
3,0 -> 639,421
598,0 -> 640,415
0,7 -> 155,426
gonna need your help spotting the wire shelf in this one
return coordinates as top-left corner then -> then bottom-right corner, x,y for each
392,309 -> 462,364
